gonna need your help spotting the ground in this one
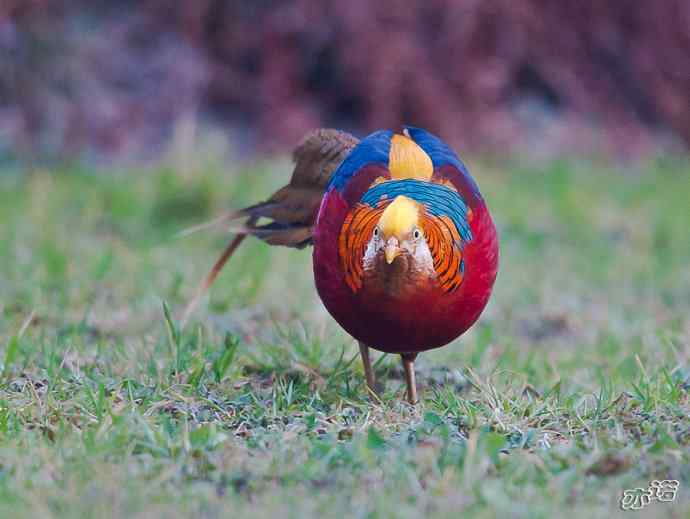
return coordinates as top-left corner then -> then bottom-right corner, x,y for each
0,153 -> 688,518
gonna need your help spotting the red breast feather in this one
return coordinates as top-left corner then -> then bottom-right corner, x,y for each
313,128 -> 498,353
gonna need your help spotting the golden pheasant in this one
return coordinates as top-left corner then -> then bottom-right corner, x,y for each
183,127 -> 498,403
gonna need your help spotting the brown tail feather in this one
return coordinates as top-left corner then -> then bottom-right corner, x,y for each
180,217 -> 257,327
254,224 -> 313,248
177,211 -> 241,237
180,128 -> 358,324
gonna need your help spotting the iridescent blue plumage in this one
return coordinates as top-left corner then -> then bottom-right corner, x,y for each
327,130 -> 393,191
404,126 -> 480,196
360,178 -> 473,242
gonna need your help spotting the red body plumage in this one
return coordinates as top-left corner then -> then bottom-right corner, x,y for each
313,132 -> 499,354
185,127 -> 498,402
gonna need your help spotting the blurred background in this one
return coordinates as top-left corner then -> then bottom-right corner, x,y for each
1,0 -> 689,164
0,4 -> 689,514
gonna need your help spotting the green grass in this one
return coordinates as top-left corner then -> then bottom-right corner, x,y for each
0,154 -> 689,518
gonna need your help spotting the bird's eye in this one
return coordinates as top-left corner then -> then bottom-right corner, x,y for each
373,227 -> 380,238
413,229 -> 421,240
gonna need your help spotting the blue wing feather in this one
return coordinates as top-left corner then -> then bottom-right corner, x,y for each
404,126 -> 480,196
360,178 -> 473,242
326,127 -> 476,243
328,130 -> 392,191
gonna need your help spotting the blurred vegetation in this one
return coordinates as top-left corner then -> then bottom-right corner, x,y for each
1,1 -> 689,162
0,156 -> 688,517
0,2 -> 688,516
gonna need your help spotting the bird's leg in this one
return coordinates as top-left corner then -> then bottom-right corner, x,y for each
401,353 -> 418,404
358,342 -> 377,397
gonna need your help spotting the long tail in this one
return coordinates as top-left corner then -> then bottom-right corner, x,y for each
180,217 -> 256,327
177,206 -> 313,328
179,128 -> 358,325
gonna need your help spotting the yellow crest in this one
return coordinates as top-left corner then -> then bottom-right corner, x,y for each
378,195 -> 420,238
388,132 -> 433,181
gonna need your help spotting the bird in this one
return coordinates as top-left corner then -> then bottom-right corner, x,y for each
182,127 -> 498,404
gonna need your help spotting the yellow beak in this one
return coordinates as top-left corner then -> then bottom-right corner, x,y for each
384,239 -> 401,264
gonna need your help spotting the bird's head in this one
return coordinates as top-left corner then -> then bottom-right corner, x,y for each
370,195 -> 425,265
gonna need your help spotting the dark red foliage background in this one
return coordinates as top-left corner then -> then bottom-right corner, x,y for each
1,0 -> 688,160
